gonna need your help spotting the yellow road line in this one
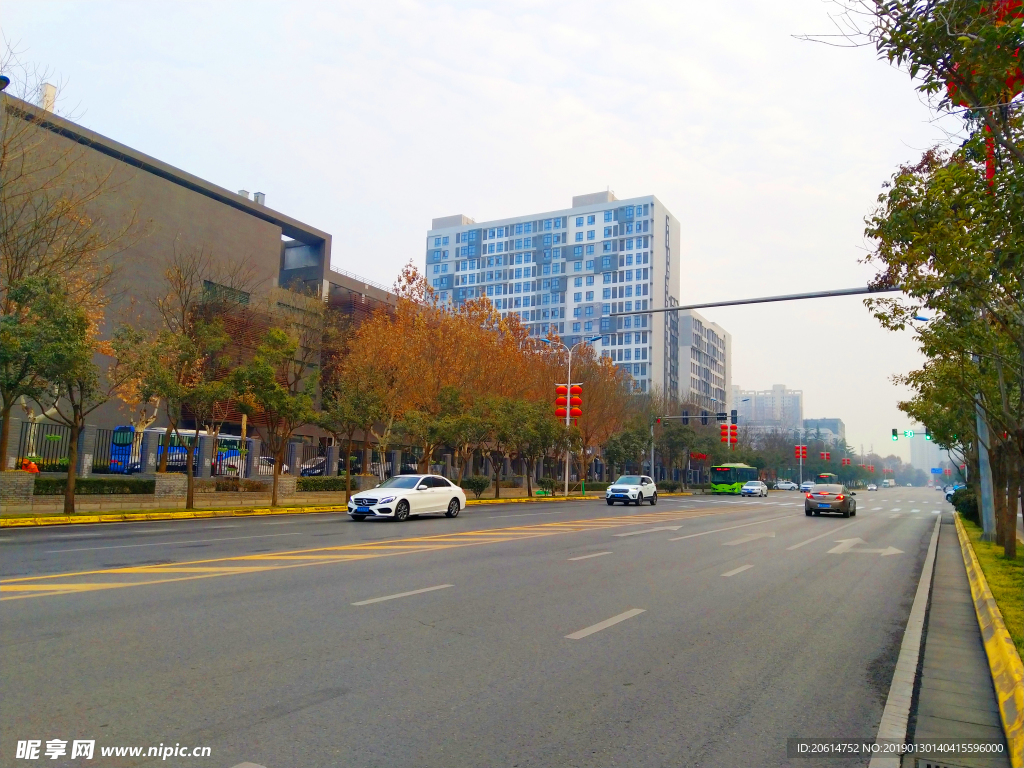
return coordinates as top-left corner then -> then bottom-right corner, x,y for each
1,506 -> 757,601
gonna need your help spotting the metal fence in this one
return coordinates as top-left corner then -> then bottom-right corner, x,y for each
297,443 -> 327,476
256,441 -> 276,477
212,436 -> 245,477
17,422 -> 73,473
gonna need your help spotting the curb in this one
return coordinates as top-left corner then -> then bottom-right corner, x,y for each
954,512 -> 1024,768
0,492 -> 700,528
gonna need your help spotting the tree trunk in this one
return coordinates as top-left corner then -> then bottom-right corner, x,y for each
345,434 -> 354,503
158,423 -> 173,472
993,445 -> 1007,547
0,403 -> 12,471
1005,451 -> 1019,560
64,422 -> 81,515
185,436 -> 197,510
525,457 -> 533,496
493,453 -> 501,499
271,449 -> 282,507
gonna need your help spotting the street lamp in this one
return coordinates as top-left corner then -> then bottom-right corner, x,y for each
541,334 -> 602,497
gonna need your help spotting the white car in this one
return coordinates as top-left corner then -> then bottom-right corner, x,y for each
774,480 -> 798,491
800,480 -> 816,493
606,475 -> 658,506
348,474 -> 466,521
741,481 -> 768,497
867,483 -> 878,491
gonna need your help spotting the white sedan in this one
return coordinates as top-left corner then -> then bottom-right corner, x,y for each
606,475 -> 658,506
348,474 -> 466,522
741,481 -> 768,497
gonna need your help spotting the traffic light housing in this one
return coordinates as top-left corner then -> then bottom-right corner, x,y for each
925,429 -> 931,441
681,410 -> 689,425
701,412 -> 708,426
730,409 -> 737,425
716,412 -> 727,423
892,428 -> 898,441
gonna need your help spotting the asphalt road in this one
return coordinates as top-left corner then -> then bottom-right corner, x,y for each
0,487 -> 952,767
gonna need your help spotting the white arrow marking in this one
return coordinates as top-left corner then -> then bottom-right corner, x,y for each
828,538 -> 903,556
723,531 -> 776,546
613,526 -> 683,537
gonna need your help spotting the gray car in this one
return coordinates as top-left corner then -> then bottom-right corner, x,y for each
804,483 -> 857,517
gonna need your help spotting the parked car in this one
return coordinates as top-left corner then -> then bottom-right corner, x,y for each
866,483 -> 878,491
741,481 -> 768,497
800,480 -> 816,493
347,474 -> 466,521
906,482 -> 913,487
945,483 -> 965,502
774,480 -> 799,491
804,483 -> 857,517
299,456 -> 329,476
606,475 -> 658,506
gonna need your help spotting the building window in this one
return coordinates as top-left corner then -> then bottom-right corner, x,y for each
585,305 -> 594,317
203,280 -> 250,305
604,211 -> 613,222
573,246 -> 583,257
603,242 -> 611,252
574,277 -> 582,287
574,261 -> 582,272
602,288 -> 611,299
573,291 -> 582,302
515,224 -> 523,235
587,230 -> 595,241
442,236 -> 449,245
585,291 -> 594,301
574,232 -> 583,242
544,219 -> 552,230
586,275 -> 594,285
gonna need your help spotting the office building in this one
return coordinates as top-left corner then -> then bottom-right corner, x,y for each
909,428 -> 947,474
803,418 -> 846,444
678,311 -> 731,414
731,385 -> 804,430
426,191 -> 682,395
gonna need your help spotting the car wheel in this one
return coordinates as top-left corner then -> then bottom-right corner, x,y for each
805,507 -> 812,516
445,498 -> 460,518
649,492 -> 657,506
813,509 -> 820,516
851,503 -> 856,517
606,499 -> 614,506
842,506 -> 850,518
394,500 -> 410,522
350,515 -> 366,522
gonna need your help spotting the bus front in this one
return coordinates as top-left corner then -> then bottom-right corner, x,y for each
710,466 -> 738,494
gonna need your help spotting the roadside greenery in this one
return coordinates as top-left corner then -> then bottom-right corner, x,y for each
960,516 -> 1024,658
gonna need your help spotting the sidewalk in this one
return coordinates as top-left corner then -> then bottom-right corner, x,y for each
909,511 -> 1010,768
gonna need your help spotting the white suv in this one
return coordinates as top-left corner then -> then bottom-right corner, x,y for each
606,475 -> 658,506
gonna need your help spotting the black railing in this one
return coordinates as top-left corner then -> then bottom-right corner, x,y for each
17,422 -> 73,473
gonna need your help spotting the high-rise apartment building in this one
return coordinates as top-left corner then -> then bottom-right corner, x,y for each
678,311 -> 731,414
427,191 -> 682,395
731,384 -> 804,430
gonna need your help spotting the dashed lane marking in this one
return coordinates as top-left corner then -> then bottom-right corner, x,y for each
722,564 -> 754,577
3,507 -> 765,601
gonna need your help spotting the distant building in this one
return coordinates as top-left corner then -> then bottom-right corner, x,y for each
909,428 -> 947,475
426,191 -> 682,396
678,311 -> 731,414
731,385 -> 804,430
803,418 -> 846,444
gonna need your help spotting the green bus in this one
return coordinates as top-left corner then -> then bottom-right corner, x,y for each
710,463 -> 758,494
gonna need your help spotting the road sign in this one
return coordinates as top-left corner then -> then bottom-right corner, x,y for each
930,468 -> 942,474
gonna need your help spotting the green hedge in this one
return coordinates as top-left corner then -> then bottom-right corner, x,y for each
951,486 -> 979,524
296,477 -> 350,492
582,481 -> 609,491
461,475 -> 491,498
657,480 -> 680,492
34,477 -> 156,496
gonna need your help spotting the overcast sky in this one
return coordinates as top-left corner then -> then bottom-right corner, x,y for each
4,0 -> 954,460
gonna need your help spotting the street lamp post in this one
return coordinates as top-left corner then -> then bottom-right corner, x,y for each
541,335 -> 602,497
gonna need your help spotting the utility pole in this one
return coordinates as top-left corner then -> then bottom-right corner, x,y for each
542,335 -> 601,498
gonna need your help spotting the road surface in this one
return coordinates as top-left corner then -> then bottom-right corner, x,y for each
1,487 -> 950,767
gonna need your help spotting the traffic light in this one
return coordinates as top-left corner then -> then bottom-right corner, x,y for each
904,429 -> 915,438
701,412 -> 708,426
716,412 -> 727,423
682,410 -> 689,425
555,385 -> 568,419
720,424 -> 729,443
925,429 -> 932,441
730,409 -> 737,425
892,428 -> 898,441
569,385 -> 583,420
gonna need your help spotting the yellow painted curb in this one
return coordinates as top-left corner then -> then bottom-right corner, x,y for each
954,513 -> 1024,768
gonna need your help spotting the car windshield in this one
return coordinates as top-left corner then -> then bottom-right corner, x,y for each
376,475 -> 423,489
615,476 -> 643,485
812,484 -> 843,494
743,482 -> 760,487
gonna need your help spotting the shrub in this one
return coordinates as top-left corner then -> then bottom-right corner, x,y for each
33,477 -> 156,496
583,481 -> 609,491
951,486 -> 979,524
297,477 -> 349,492
657,480 -> 680,492
240,479 -> 267,493
537,477 -> 556,492
461,475 -> 490,498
